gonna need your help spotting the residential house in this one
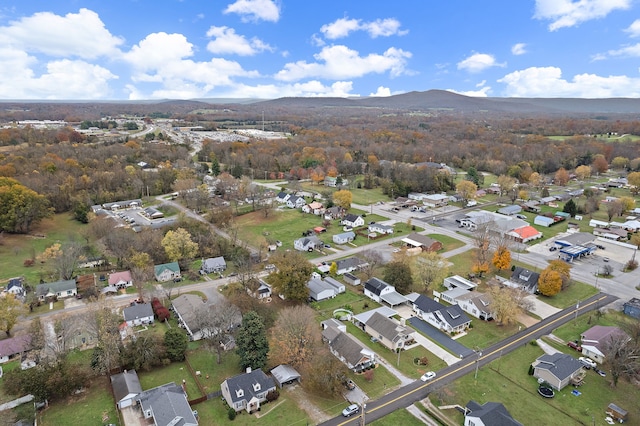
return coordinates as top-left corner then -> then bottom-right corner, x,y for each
532,353 -> 585,390
221,368 -> 277,413
343,272 -> 361,286
322,325 -> 376,372
402,233 -> 443,252
623,298 -> 640,319
275,191 -> 290,203
307,277 -> 337,302
408,192 -> 427,201
109,270 -> 133,290
103,199 -> 143,210
411,294 -> 472,334
36,279 -> 77,301
154,262 -> 181,282
464,400 -> 523,426
172,294 -> 207,341
321,318 -> 347,333
341,214 -> 364,228
324,176 -> 348,187
0,335 -> 31,364
110,369 -> 143,409
505,267 -> 540,293
324,206 -> 345,220
364,312 -> 414,351
270,365 -> 301,388
302,201 -> 324,215
123,303 -> 154,327
323,277 -> 346,294
136,382 -> 198,426
5,278 -> 25,299
455,292 -> 495,321
247,279 -> 272,300
293,235 -> 322,252
200,256 -> 227,274
333,231 -> 356,245
286,195 -> 306,209
142,207 -> 164,219
589,219 -> 610,228
335,257 -> 367,275
443,276 -> 477,291
363,278 -> 408,307
368,223 -> 394,235
580,325 -> 630,364
593,227 -> 628,241
352,306 -> 398,328
534,215 -> 555,227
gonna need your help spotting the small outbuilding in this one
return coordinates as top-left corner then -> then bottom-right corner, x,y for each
271,364 -> 301,388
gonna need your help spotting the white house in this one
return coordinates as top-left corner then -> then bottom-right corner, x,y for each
276,191 -> 290,203
368,223 -> 394,234
123,303 -> 154,327
221,368 -> 277,413
335,257 -> 367,275
412,294 -> 471,333
323,276 -> 346,294
110,370 -> 143,409
294,235 -> 322,252
443,275 -> 477,291
286,195 -> 306,209
109,271 -> 133,290
364,278 -> 408,307
423,193 -> 449,207
333,231 -> 356,245
464,401 -> 522,426
200,256 -> 227,274
341,214 -> 364,228
36,279 -> 77,301
307,277 -> 337,301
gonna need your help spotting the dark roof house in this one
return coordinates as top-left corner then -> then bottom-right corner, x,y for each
136,382 -> 198,426
221,368 -> 277,413
532,353 -> 585,390
464,400 -> 523,426
110,369 -> 143,409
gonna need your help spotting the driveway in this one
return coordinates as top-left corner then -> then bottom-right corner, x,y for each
407,317 -> 475,359
525,295 -> 562,319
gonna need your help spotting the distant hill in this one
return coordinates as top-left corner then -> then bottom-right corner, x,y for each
249,90 -> 640,114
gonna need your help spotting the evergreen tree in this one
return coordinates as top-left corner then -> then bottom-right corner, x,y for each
236,311 -> 269,370
563,199 -> 577,217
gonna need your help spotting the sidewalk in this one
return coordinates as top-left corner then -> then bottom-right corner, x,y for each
375,353 -> 414,386
0,394 -> 33,411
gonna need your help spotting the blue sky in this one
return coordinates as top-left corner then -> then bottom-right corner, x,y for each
1,0 -> 639,100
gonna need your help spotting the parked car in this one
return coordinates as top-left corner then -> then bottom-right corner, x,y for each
420,371 -> 436,381
595,368 -> 607,377
342,404 -> 360,417
516,214 -> 527,219
567,341 -> 582,351
549,246 -> 557,251
579,357 -> 597,369
345,379 -> 356,390
603,257 -> 610,262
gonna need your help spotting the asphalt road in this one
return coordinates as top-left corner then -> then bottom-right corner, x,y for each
319,292 -> 617,426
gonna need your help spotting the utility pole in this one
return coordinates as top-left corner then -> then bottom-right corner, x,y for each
475,348 -> 482,379
575,300 -> 580,321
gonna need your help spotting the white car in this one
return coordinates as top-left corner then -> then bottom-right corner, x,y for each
420,371 -> 436,381
342,404 -> 359,417
579,357 -> 597,369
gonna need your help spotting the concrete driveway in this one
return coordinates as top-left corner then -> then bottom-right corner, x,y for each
525,295 -> 562,319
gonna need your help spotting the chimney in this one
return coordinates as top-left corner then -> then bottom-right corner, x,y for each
246,367 -> 252,374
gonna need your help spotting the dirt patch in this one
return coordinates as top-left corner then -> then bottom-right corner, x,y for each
284,385 -> 332,424
517,313 -> 539,328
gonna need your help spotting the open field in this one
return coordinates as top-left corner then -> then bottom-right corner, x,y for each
370,407 -> 425,425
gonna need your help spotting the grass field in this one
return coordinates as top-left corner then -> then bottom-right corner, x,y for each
370,407 -> 425,425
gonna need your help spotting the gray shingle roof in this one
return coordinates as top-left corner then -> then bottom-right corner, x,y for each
465,400 -> 522,426
136,382 -> 197,426
365,312 -> 412,343
224,369 -> 276,404
35,279 -> 76,297
123,303 -> 154,322
534,353 -> 583,381
364,277 -> 391,296
110,370 -> 142,403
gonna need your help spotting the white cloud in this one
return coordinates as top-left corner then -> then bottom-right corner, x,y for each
606,43 -> 640,57
369,86 -> 392,97
475,80 -> 486,87
224,0 -> 280,23
624,19 -> 640,37
0,8 -> 123,59
447,87 -> 491,97
275,45 -> 411,81
534,0 -> 630,31
511,43 -> 527,55
320,17 -> 407,39
206,26 -> 272,56
457,53 -> 504,73
208,80 -> 357,99
498,66 -> 640,97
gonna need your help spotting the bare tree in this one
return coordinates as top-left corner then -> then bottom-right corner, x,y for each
269,305 -> 321,370
194,300 -> 242,364
603,334 -> 640,387
413,251 -> 449,295
487,282 -> 532,325
359,250 -> 384,280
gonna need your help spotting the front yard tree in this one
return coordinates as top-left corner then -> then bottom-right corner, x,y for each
413,251 -> 448,295
304,347 -> 349,397
0,293 -> 27,336
127,250 -> 153,299
236,311 -> 269,370
472,223 -> 491,277
538,268 -> 562,296
492,245 -> 511,272
360,249 -> 384,280
547,259 -> 571,289
269,306 -> 320,370
269,251 -> 314,302
161,227 -> 199,267
563,199 -> 577,217
456,180 -> 477,206
383,259 -> 414,294
164,328 -> 188,362
603,332 -> 640,387
332,189 -> 353,210
487,284 -> 531,325
496,175 -> 517,197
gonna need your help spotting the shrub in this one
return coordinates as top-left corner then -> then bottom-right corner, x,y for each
228,408 -> 236,420
363,369 -> 375,382
419,356 -> 429,366
23,259 -> 34,267
265,389 -> 280,402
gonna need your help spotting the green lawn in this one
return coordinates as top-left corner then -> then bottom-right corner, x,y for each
138,361 -> 204,400
37,377 -> 119,426
456,319 -> 521,349
446,250 -> 475,277
350,364 -> 399,399
196,394 -> 309,426
537,279 -> 599,309
370,407 -> 425,425
428,233 -> 465,252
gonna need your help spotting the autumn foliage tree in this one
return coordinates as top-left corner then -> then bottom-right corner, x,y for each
161,227 -> 199,267
538,268 -> 562,296
492,245 -> 511,272
487,284 -> 531,325
332,189 -> 353,210
269,306 -> 320,371
0,177 -> 52,233
456,180 -> 477,206
268,250 -> 314,302
554,167 -> 570,186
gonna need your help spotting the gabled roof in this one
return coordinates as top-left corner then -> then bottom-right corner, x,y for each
534,353 -> 583,381
364,277 -> 392,295
343,213 -> 361,223
0,334 -> 31,358
109,270 -> 132,285
270,365 -> 300,387
154,261 -> 180,276
123,303 -> 154,322
403,232 -> 440,248
35,279 -> 76,297
511,226 -> 541,240
510,267 -> 540,290
465,401 -> 522,426
336,257 -> 366,271
581,325 -> 629,352
307,278 -> 335,300
110,370 -> 143,403
324,327 -> 371,367
352,307 -> 398,325
365,312 -> 412,342
172,294 -> 206,333
334,231 -> 356,239
223,369 -> 275,404
202,256 -> 226,270
413,295 -> 471,327
136,382 -> 198,426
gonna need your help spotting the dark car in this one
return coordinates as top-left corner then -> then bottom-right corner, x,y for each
567,341 -> 582,351
595,369 -> 607,377
549,246 -> 557,251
